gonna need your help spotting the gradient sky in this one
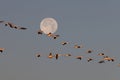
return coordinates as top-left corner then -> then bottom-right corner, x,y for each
0,0 -> 120,80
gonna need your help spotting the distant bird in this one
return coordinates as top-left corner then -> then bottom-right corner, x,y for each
76,56 -> 83,60
86,49 -> 93,53
0,48 -> 5,53
37,30 -> 43,35
53,34 -> 60,39
103,57 -> 115,62
110,58 -> 114,62
47,32 -> 52,37
64,53 -> 71,57
98,53 -> 104,56
35,53 -> 41,58
48,53 -> 54,59
16,26 -> 27,30
0,21 -> 27,30
55,54 -> 59,60
98,60 -> 105,63
87,58 -> 93,62
74,44 -> 83,49
61,42 -> 69,45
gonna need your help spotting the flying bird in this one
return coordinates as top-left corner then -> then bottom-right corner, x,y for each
35,53 -> 41,58
0,48 -> 5,53
76,56 -> 83,60
63,53 -> 71,57
87,58 -> 93,62
86,49 -> 93,53
55,54 -> 59,60
37,30 -> 43,35
48,53 -> 54,59
98,53 -> 105,56
16,26 -> 27,30
61,42 -> 69,45
98,60 -> 105,63
53,34 -> 60,39
74,44 -> 83,49
103,56 -> 115,62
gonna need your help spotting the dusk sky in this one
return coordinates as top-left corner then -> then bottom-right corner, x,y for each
0,0 -> 120,80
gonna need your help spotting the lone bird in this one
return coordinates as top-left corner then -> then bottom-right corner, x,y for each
98,60 -> 105,63
55,54 -> 59,60
48,53 -> 54,59
103,56 -> 115,62
35,53 -> 41,58
0,48 -> 5,53
64,53 -> 71,57
74,44 -> 83,49
76,56 -> 83,60
53,34 -> 60,39
16,26 -> 27,30
37,30 -> 43,35
61,42 -> 69,45
87,58 -> 93,62
98,53 -> 104,56
86,49 -> 93,53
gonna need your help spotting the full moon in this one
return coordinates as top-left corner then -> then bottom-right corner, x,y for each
40,18 -> 58,34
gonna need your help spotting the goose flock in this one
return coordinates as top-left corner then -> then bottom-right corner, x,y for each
0,20 -> 120,67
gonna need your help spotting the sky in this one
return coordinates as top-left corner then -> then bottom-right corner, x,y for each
0,0 -> 120,80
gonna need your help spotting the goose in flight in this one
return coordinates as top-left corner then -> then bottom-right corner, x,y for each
35,53 -> 41,58
48,53 -> 54,59
55,54 -> 63,60
76,56 -> 83,60
87,58 -> 93,62
86,49 -> 93,53
103,57 -> 115,62
61,41 -> 69,46
74,44 -> 83,49
98,60 -> 105,63
0,48 -> 5,53
63,53 -> 71,57
37,30 -> 43,35
98,53 -> 105,56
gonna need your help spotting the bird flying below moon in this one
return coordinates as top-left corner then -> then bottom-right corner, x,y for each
40,18 -> 58,34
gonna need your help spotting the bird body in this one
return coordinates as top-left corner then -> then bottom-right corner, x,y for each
87,58 -> 93,62
0,48 -> 5,53
76,56 -> 83,60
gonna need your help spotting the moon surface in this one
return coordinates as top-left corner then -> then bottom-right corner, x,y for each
40,18 -> 58,34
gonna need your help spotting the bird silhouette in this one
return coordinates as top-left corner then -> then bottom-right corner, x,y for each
35,53 -> 41,58
76,56 -> 83,60
37,30 -> 43,35
98,60 -> 105,63
0,48 -> 5,53
48,53 -> 54,59
87,58 -> 93,62
61,42 -> 69,45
